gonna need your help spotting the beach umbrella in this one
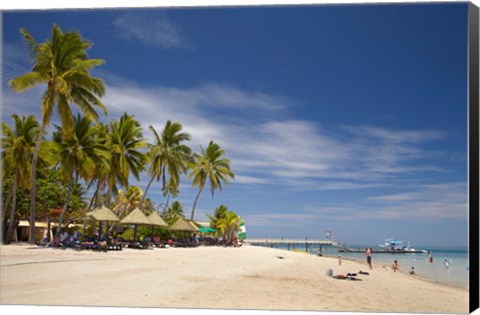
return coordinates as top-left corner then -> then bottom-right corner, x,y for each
147,211 -> 168,236
199,226 -> 216,233
83,205 -> 119,238
168,217 -> 198,232
86,205 -> 120,222
147,211 -> 168,227
120,207 -> 152,241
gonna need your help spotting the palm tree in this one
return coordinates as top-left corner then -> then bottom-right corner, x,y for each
106,113 -> 147,206
86,122 -> 110,212
2,115 -> 40,243
217,210 -> 242,242
161,200 -> 185,225
141,121 -> 192,209
112,185 -> 143,218
207,204 -> 229,232
162,178 -> 180,211
51,114 -> 110,239
189,141 -> 235,220
8,24 -> 106,243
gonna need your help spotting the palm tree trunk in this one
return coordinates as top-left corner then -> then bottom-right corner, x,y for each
55,173 -> 75,240
162,166 -> 166,191
2,186 -> 14,219
140,174 -> 156,210
2,186 -> 14,242
5,170 -> 19,244
163,192 -> 171,211
87,178 -> 102,212
28,122 -> 47,244
190,186 -> 204,221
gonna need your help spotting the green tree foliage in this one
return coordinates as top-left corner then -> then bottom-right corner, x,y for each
2,115 -> 39,243
106,113 -> 147,204
207,205 -> 242,241
51,114 -> 110,238
161,200 -> 185,225
216,210 -> 242,242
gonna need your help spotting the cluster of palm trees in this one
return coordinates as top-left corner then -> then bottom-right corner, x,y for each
2,24 -> 236,244
208,205 -> 244,242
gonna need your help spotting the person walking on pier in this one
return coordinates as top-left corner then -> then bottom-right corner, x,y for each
365,247 -> 372,270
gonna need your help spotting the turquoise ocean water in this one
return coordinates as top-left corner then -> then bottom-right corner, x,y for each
252,243 -> 469,288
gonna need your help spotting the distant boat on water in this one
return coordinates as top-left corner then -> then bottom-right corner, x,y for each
379,238 -> 428,253
338,238 -> 428,254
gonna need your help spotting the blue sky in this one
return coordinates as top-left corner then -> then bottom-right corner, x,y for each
1,2 -> 470,246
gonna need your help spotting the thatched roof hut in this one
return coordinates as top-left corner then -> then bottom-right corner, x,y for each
147,212 -> 168,227
85,205 -> 120,222
119,208 -> 151,225
169,217 -> 198,232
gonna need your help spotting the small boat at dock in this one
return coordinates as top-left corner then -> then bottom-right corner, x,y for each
338,238 -> 428,254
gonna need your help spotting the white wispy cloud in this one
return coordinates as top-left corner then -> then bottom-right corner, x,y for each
98,77 -> 455,194
243,181 -> 468,228
113,13 -> 188,49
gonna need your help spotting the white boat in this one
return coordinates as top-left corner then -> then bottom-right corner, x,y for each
379,238 -> 427,253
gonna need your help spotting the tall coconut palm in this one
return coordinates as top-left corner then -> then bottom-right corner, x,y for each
189,141 -> 235,220
8,24 -> 106,243
51,114 -> 110,239
106,113 -> 147,206
1,115 -> 40,244
141,121 -> 192,209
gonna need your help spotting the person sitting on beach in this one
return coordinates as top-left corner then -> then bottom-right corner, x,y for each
391,260 -> 398,272
59,231 -> 69,247
409,267 -> 416,275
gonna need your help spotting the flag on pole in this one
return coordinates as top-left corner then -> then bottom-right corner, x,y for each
238,220 -> 247,240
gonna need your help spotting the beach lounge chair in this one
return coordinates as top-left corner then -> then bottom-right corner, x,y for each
126,240 -> 149,249
151,236 -> 166,248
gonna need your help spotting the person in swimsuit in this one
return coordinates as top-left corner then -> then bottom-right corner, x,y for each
366,247 -> 372,270
391,260 -> 398,272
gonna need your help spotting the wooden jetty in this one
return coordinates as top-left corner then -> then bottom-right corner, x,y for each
244,239 -> 337,252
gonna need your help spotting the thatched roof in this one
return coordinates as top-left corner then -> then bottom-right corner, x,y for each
120,207 -> 152,225
189,221 -> 200,232
147,212 -> 168,227
85,205 -> 119,222
169,217 -> 198,232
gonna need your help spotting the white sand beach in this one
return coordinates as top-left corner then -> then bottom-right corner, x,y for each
0,243 -> 469,314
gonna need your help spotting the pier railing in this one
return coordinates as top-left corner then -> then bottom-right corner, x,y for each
244,239 -> 337,246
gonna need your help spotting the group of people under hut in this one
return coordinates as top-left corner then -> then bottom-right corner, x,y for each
39,228 -> 242,251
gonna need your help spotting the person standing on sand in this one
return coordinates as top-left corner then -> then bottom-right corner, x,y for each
366,247 -> 372,269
